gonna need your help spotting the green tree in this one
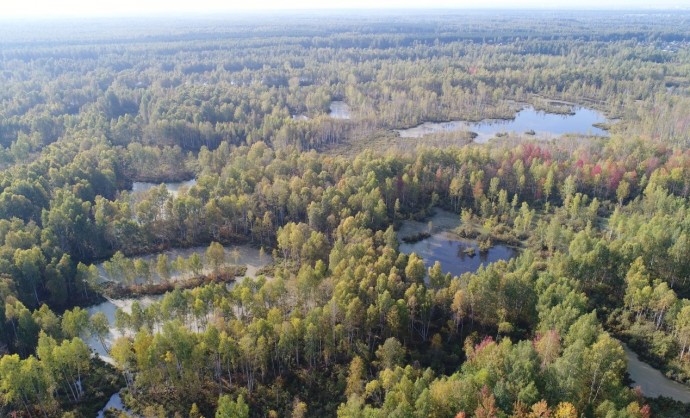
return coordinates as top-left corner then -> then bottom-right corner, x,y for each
188,253 -> 203,277
346,356 -> 366,397
216,394 -> 249,418
61,307 -> 90,339
76,262 -> 99,298
14,246 -> 45,305
404,254 -> 426,283
90,311 -> 110,352
190,402 -> 204,418
134,258 -> 152,284
206,242 -> 225,273
292,399 -> 308,418
7,301 -> 40,356
0,353 -> 55,416
375,337 -> 405,370
156,254 -> 171,283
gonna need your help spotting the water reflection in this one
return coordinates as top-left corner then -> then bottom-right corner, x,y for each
396,106 -> 609,142
622,342 -> 690,403
85,244 -> 271,361
401,231 -> 519,277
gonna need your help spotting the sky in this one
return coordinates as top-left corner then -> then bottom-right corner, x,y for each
2,0 -> 690,18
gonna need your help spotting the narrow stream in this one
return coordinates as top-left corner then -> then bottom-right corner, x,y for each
622,343 -> 690,402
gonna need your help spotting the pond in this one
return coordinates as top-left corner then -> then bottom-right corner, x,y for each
329,101 -> 351,119
131,179 -> 197,197
395,106 -> 609,143
398,209 -> 519,277
622,342 -> 690,403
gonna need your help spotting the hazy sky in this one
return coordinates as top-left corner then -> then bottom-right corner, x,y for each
3,0 -> 689,18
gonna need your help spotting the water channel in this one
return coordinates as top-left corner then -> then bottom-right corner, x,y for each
94,244 -> 268,285
622,343 -> 690,403
91,244 -> 270,416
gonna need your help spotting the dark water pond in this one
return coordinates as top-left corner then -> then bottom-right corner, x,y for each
400,231 -> 519,277
398,209 -> 519,277
396,106 -> 609,142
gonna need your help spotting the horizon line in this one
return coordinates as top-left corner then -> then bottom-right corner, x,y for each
2,7 -> 690,21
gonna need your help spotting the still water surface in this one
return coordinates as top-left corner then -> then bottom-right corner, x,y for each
398,209 -> 519,277
622,343 -> 690,403
87,245 -> 270,362
396,106 -> 609,142
91,244 -> 270,416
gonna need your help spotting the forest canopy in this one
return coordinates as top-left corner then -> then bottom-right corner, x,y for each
0,9 -> 689,418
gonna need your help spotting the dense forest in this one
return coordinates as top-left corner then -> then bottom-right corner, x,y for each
1,9 -> 690,417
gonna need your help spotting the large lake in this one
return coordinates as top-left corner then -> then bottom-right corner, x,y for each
398,209 -> 519,277
396,106 -> 609,143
